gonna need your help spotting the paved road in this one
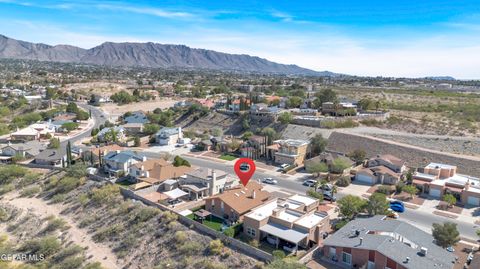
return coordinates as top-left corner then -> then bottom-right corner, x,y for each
180,155 -> 480,241
62,102 -> 107,148
68,105 -> 480,241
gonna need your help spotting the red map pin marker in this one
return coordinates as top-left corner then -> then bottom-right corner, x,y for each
234,158 -> 256,186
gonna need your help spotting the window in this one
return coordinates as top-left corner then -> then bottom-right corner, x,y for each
246,227 -> 256,237
342,252 -> 352,265
367,261 -> 375,269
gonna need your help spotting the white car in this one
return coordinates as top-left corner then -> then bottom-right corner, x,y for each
262,178 -> 278,185
280,163 -> 290,170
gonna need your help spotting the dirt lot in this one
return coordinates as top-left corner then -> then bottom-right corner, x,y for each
63,81 -> 130,96
101,98 -> 178,116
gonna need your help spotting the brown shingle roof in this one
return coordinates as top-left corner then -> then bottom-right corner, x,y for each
90,144 -> 124,157
379,154 -> 405,167
135,159 -> 192,184
206,181 -> 272,215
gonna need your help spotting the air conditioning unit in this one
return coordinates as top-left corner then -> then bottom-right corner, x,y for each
420,247 -> 428,256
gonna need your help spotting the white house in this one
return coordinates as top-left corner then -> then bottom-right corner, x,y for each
155,127 -> 183,145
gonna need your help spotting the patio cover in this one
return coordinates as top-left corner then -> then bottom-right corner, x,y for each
260,223 -> 308,244
163,188 -> 189,199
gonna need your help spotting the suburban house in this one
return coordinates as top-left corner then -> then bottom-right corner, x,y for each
355,155 -> 406,185
211,136 -> 241,153
367,155 -> 407,173
1,141 -> 45,159
155,127 -> 183,145
121,123 -> 144,135
128,158 -> 192,185
240,135 -> 266,160
321,102 -> 358,116
103,150 -> 146,176
271,139 -> 309,166
249,103 -> 281,121
204,181 -> 272,223
97,126 -> 126,142
11,122 -> 56,141
228,99 -> 251,112
84,144 -> 124,163
123,111 -> 149,125
305,152 -> 355,174
34,148 -> 68,166
412,163 -> 480,206
243,194 -> 329,253
322,215 -> 456,269
179,167 -> 239,199
50,120 -> 74,133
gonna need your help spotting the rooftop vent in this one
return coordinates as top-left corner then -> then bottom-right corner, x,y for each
404,257 -> 410,264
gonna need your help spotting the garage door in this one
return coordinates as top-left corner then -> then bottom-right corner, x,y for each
467,196 -> 480,206
356,174 -> 375,185
429,189 -> 441,197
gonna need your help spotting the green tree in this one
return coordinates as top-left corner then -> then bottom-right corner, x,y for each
349,149 -> 366,165
278,112 -> 293,124
337,195 -> 366,220
305,162 -> 328,175
432,222 -> 460,248
66,141 -> 72,167
402,185 -> 418,199
134,136 -> 141,147
306,188 -> 323,200
61,122 -> 79,133
366,193 -> 390,216
310,134 -> 327,157
48,137 -> 60,149
330,158 -> 351,174
241,131 -> 254,141
173,156 -> 191,167
90,128 -> 99,136
66,102 -> 79,113
143,123 -> 160,135
286,96 -> 303,108
313,89 -> 338,108
261,127 -> 277,146
442,194 -> 457,208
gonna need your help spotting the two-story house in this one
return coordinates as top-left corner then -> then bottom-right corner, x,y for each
155,127 -> 183,145
179,167 -> 239,199
128,158 -> 192,185
272,139 -> 310,166
103,150 -> 146,176
243,194 -> 329,253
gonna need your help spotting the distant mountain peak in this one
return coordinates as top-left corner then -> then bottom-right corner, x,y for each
0,34 -> 338,76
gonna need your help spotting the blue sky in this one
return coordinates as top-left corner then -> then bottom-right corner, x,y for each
1,0 -> 480,78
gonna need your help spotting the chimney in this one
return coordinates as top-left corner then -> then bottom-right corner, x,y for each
212,170 -> 217,181
252,190 -> 256,199
405,257 -> 410,263
359,237 -> 363,245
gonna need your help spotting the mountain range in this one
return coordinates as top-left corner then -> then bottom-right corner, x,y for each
0,34 -> 334,76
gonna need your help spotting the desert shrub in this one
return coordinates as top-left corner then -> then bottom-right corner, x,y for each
54,177 -> 83,194
20,186 -> 41,197
208,239 -> 224,255
19,236 -> 61,258
117,234 -> 138,252
129,207 -> 160,225
54,256 -> 85,269
249,239 -> 259,248
178,241 -> 203,255
51,194 -> 66,204
91,184 -> 120,206
19,172 -> 41,187
0,184 -> 15,195
79,215 -> 97,228
0,165 -> 28,184
43,217 -> 69,233
77,193 -> 90,206
336,177 -> 351,187
376,185 -> 394,195
0,208 -> 12,222
65,163 -> 88,178
83,262 -> 104,269
174,231 -> 187,243
272,250 -> 287,260
93,224 -> 125,242
51,245 -> 83,264
161,211 -> 178,224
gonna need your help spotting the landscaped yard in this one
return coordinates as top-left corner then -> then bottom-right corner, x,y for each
186,213 -> 224,231
219,154 -> 238,161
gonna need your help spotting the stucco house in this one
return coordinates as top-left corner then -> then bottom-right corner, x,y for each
155,127 -> 183,145
103,150 -> 146,176
272,139 -> 309,166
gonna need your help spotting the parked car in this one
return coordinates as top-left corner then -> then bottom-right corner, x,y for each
323,192 -> 337,202
262,178 -> 278,185
446,246 -> 455,252
303,179 -> 317,187
389,201 -> 405,213
280,163 -> 290,170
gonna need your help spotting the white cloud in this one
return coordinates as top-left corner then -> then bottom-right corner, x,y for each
95,4 -> 194,19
